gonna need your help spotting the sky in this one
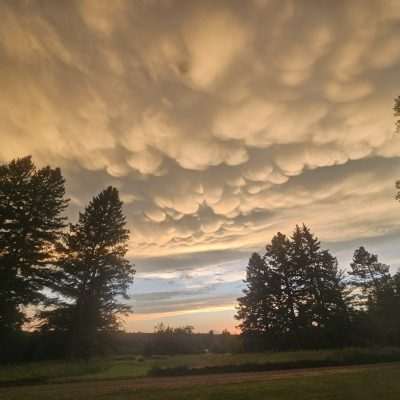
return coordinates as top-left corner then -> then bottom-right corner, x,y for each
1,0 -> 400,333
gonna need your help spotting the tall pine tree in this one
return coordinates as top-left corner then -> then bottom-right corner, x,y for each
41,187 -> 135,359
291,225 -> 349,346
268,232 -> 301,347
394,95 -> 400,133
0,156 -> 67,336
236,253 -> 279,336
237,225 -> 349,349
348,246 -> 390,308
368,271 -> 400,345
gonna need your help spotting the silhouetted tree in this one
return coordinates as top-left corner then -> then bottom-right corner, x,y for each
395,95 -> 400,133
290,226 -> 349,346
41,187 -> 135,359
236,251 -> 283,346
346,247 -> 395,346
0,156 -> 67,340
237,225 -> 349,350
368,271 -> 400,345
348,246 -> 390,309
147,323 -> 197,354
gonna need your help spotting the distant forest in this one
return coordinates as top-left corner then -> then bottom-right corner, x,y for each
0,96 -> 399,363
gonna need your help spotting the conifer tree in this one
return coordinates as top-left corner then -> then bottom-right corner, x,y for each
237,225 -> 349,349
368,271 -> 400,345
291,226 -> 349,345
394,95 -> 400,133
0,156 -> 67,335
237,252 -> 278,336
349,246 -> 390,308
268,232 -> 301,345
292,225 -> 346,327
42,187 -> 135,359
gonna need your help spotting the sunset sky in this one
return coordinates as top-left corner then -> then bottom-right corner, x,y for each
1,0 -> 400,332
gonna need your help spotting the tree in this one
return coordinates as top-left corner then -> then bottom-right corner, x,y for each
290,226 -> 349,346
348,246 -> 390,308
368,271 -> 400,345
237,225 -> 349,350
148,324 -> 197,355
0,156 -> 67,336
41,187 -> 135,359
395,95 -> 400,133
236,251 -> 284,343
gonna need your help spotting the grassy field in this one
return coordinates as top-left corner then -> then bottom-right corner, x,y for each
1,347 -> 400,385
1,363 -> 399,400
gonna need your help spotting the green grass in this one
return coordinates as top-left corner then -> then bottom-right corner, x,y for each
1,347 -> 400,385
0,360 -> 107,384
1,363 -> 399,400
127,366 -> 400,400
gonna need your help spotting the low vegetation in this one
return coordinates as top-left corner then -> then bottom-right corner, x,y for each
1,347 -> 399,386
1,363 -> 399,400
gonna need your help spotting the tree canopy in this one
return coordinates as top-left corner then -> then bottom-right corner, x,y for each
395,95 -> 400,133
237,225 -> 349,350
348,246 -> 390,308
41,187 -> 135,358
0,156 -> 67,334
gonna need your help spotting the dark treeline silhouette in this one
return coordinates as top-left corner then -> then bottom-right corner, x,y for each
137,324 -> 240,355
0,156 -> 135,362
0,326 -> 240,362
236,225 -> 400,351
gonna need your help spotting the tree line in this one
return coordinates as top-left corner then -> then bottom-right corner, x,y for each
139,324 -> 239,355
0,157 -> 135,362
236,225 -> 400,350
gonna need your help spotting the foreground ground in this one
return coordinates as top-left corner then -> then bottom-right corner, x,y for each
2,347 -> 400,384
1,362 -> 399,400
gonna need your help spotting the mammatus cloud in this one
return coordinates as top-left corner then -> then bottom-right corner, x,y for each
1,0 -> 399,329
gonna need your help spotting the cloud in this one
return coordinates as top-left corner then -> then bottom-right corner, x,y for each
325,80 -> 374,103
1,0 -> 400,325
130,261 -> 245,314
79,0 -> 126,36
182,7 -> 249,89
277,24 -> 332,86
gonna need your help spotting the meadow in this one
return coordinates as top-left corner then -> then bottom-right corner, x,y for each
1,362 -> 399,400
1,347 -> 400,385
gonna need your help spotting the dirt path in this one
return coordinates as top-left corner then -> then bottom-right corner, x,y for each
1,362 -> 399,399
